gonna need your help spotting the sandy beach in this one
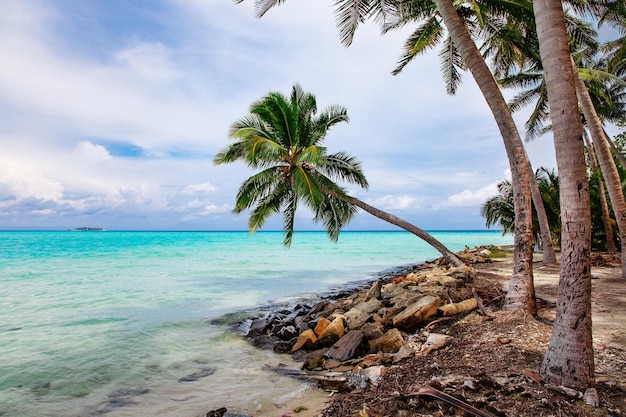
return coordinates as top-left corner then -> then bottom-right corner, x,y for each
250,247 -> 626,417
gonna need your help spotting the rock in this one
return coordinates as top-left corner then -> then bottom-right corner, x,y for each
327,330 -> 367,362
314,317 -> 332,336
344,308 -> 372,330
360,322 -> 384,340
247,317 -> 269,336
362,365 -> 385,386
381,283 -> 405,300
583,387 -> 600,407
365,280 -> 382,301
369,328 -> 405,354
322,358 -> 343,370
276,325 -> 298,340
447,266 -> 475,282
273,340 -> 294,354
389,293 -> 423,309
205,407 -> 227,417
393,344 -> 414,363
249,334 -> 279,350
291,329 -> 317,352
416,333 -> 453,356
392,296 -> 443,329
317,317 -> 345,346
178,367 -> 216,382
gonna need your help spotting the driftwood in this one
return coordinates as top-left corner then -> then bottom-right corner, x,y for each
437,298 -> 477,317
408,386 -> 497,417
264,365 -> 368,393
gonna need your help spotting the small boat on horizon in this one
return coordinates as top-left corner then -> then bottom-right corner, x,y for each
69,227 -> 105,231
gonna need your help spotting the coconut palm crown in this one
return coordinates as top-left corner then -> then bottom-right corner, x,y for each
214,84 -> 368,246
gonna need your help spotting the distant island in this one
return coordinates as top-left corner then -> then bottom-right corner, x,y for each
69,227 -> 105,231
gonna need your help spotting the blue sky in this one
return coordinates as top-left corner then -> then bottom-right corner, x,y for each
0,1 -> 617,231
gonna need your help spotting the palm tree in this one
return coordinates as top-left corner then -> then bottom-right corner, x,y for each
533,0 -> 594,391
385,0 -> 558,268
494,14 -> 626,263
482,168 -> 562,249
214,84 -> 466,267
237,0 -> 538,314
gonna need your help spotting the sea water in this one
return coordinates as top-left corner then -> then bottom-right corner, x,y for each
0,230 -> 512,417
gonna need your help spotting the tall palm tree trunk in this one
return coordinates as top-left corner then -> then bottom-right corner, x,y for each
434,0 -> 536,313
574,60 -> 626,277
528,158 -> 558,264
584,130 -> 618,253
535,0 -> 594,391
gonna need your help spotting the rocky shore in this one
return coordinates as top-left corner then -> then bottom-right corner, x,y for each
205,246 -> 626,417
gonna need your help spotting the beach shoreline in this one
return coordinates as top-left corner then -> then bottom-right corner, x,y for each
220,245 -> 626,417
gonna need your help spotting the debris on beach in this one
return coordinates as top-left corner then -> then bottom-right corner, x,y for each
233,244 -> 626,417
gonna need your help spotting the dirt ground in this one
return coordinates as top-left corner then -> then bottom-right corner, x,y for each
317,251 -> 626,417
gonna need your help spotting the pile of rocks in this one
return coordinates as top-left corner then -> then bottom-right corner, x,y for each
237,248 -> 498,393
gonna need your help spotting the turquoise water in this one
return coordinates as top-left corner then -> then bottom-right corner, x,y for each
0,230 -> 512,417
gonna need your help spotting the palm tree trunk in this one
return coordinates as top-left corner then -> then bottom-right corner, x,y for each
340,195 -> 466,268
535,0 -> 594,391
583,129 -> 618,253
573,59 -> 626,277
528,158 -> 558,264
434,0 -> 536,314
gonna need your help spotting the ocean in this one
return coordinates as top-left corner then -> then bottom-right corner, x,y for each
0,230 -> 513,417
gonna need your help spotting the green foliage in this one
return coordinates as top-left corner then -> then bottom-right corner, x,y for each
482,167 -> 624,251
214,84 -> 368,246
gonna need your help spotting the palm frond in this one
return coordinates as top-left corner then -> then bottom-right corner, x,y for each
334,0 -> 373,46
320,151 -> 369,188
392,17 -> 443,75
439,35 -> 466,95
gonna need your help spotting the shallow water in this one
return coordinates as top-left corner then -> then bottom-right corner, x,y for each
0,230 -> 512,416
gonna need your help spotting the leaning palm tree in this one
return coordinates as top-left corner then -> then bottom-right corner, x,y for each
237,0 -> 539,314
214,84 -> 465,267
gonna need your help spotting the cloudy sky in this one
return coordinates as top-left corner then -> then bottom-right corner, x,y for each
0,0 -> 611,231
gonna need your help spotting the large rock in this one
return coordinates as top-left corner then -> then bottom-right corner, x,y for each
344,298 -> 382,329
369,328 -> 405,353
360,321 -> 384,340
314,317 -> 331,336
327,330 -> 367,362
344,308 -> 371,330
365,280 -> 382,301
392,295 -> 443,329
291,329 -> 317,352
317,317 -> 345,346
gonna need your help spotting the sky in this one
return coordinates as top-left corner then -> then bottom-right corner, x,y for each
0,0 -> 619,232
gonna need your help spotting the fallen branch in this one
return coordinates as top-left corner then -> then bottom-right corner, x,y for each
408,386 -> 497,417
472,287 -> 493,319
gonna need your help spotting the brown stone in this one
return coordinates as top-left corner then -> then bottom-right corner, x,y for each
317,317 -> 345,346
327,330 -> 367,362
344,308 -> 371,330
291,329 -> 317,352
369,328 -> 405,353
314,317 -> 331,336
361,322 -> 384,340
392,295 -> 443,329
365,280 -> 382,301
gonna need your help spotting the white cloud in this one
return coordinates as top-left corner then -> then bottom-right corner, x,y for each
366,194 -> 420,211
183,182 -> 217,194
446,181 -> 500,207
73,141 -> 112,162
115,42 -> 181,82
0,0 -> 559,230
